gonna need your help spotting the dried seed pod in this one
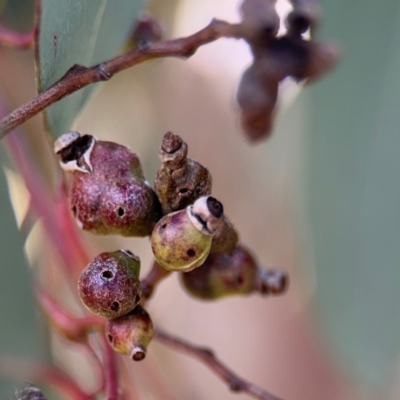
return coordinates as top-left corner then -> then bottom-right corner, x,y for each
237,60 -> 278,141
106,305 -> 154,361
78,250 -> 142,318
55,131 -> 161,236
154,132 -> 212,215
237,35 -> 338,140
210,215 -> 239,255
286,0 -> 320,35
151,196 -> 224,272
264,35 -> 339,82
180,245 -> 288,300
240,0 -> 279,49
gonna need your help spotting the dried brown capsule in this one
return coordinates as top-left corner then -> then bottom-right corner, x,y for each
240,0 -> 279,49
264,35 -> 339,82
78,250 -> 141,318
151,196 -> 224,272
286,0 -> 320,35
180,245 -> 288,300
237,60 -> 278,141
154,132 -> 212,215
55,132 -> 161,236
237,35 -> 338,141
106,305 -> 154,361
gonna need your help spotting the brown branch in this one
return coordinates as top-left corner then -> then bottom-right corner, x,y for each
0,19 -> 242,138
0,26 -> 34,49
154,327 -> 283,400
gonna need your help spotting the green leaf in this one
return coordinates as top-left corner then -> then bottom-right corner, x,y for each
35,0 -> 147,138
0,156 -> 43,397
304,0 -> 400,389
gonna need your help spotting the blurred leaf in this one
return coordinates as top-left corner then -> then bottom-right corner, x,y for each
0,0 -> 34,30
305,0 -> 400,388
35,0 -> 147,138
0,151 -> 42,397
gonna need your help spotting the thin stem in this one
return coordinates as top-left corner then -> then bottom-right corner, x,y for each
154,327 -> 283,400
102,333 -> 120,400
0,19 -> 243,138
0,26 -> 34,49
140,260 -> 171,305
83,341 -> 106,395
36,286 -> 105,342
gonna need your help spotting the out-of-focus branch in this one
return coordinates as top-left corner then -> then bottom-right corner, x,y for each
154,327 -> 283,400
0,26 -> 34,49
1,99 -> 91,278
36,286 -> 104,343
0,19 -> 242,138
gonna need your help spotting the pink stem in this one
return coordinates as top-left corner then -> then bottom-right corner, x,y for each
0,358 -> 95,400
3,127 -> 91,278
102,334 -> 120,400
0,26 -> 34,49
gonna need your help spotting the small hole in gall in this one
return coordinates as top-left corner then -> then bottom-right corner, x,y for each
187,249 -> 196,258
102,270 -> 114,280
133,351 -> 145,361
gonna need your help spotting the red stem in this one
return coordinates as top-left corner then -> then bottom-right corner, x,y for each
2,126 -> 91,278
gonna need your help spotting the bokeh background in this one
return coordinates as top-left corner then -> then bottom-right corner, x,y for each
1,1 -> 400,399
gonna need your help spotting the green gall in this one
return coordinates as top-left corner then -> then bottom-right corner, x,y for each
151,196 -> 224,272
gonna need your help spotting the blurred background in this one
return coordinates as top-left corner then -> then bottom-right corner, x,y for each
0,1 -> 400,399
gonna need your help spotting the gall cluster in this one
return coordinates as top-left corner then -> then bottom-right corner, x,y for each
54,130 -> 288,361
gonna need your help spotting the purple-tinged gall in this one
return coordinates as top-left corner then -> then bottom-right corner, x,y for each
151,196 -> 224,272
155,132 -> 212,215
55,132 -> 161,236
78,250 -> 142,318
106,305 -> 154,361
180,245 -> 288,300
240,0 -> 279,49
